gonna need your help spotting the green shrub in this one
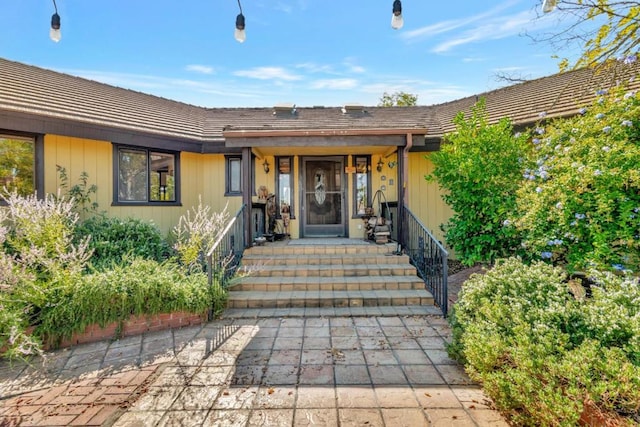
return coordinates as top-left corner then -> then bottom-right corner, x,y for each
37,257 -> 220,345
514,85 -> 640,273
427,99 -> 531,265
449,258 -> 640,425
75,216 -> 171,270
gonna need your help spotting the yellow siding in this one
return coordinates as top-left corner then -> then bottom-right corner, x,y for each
407,152 -> 453,248
44,135 -> 242,236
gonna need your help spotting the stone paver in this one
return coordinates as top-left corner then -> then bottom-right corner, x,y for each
0,314 -> 506,426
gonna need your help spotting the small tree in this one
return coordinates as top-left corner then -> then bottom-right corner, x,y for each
378,91 -> 418,107
427,99 -> 531,265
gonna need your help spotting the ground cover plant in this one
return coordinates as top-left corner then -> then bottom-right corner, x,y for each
448,258 -> 640,426
0,190 -> 229,360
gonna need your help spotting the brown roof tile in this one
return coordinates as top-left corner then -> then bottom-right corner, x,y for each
1,57 -> 639,144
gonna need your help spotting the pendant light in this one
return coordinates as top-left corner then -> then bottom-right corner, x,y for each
50,0 -> 61,42
235,0 -> 246,43
391,0 -> 403,30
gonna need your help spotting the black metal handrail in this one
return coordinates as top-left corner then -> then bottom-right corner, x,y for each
206,204 -> 246,318
400,206 -> 449,316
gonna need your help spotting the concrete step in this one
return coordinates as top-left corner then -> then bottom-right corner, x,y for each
232,276 -> 426,292
227,289 -> 434,309
242,264 -> 418,278
222,305 -> 444,318
245,242 -> 398,256
241,253 -> 411,266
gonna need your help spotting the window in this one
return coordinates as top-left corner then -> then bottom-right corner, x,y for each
353,155 -> 371,217
276,156 -> 294,218
0,135 -> 35,196
225,155 -> 242,195
114,145 -> 179,204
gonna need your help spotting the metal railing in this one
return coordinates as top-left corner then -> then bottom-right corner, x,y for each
206,204 -> 246,319
400,206 -> 449,316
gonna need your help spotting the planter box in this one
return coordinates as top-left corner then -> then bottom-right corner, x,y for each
46,311 -> 207,350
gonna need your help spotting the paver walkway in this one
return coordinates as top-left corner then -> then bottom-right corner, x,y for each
1,313 -> 507,426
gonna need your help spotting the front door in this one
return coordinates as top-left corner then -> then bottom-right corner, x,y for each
301,157 -> 346,237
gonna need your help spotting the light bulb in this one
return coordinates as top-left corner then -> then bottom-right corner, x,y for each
235,13 -> 246,43
391,14 -> 404,30
50,12 -> 61,42
542,0 -> 557,13
50,27 -> 61,42
235,28 -> 246,43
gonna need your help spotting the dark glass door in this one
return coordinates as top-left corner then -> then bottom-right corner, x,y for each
301,157 -> 346,237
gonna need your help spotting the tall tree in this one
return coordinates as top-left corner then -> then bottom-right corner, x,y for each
539,1 -> 640,70
378,91 -> 418,107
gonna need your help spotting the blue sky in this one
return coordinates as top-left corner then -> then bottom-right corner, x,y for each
1,1 -> 578,108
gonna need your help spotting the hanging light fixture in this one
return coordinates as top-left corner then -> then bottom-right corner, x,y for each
377,158 -> 384,172
263,159 -> 270,174
542,0 -> 557,13
50,0 -> 61,42
391,0 -> 403,30
235,0 -> 246,43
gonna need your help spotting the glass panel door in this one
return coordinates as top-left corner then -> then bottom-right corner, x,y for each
302,157 -> 346,237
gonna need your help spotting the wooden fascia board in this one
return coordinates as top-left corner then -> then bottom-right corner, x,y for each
225,135 -> 410,148
222,128 -> 428,138
0,110 -> 222,153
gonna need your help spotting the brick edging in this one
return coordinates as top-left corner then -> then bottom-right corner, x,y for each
48,311 -> 207,350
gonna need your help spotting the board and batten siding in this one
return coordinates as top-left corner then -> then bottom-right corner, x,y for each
407,152 -> 453,250
44,135 -> 241,236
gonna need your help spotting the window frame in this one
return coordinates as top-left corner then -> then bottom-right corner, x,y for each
352,155 -> 371,218
112,144 -> 181,206
225,155 -> 242,196
0,131 -> 44,205
275,156 -> 295,219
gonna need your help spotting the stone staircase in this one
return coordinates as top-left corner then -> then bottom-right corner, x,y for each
225,240 -> 435,316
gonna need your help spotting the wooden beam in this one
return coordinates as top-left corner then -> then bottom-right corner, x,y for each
223,128 -> 428,138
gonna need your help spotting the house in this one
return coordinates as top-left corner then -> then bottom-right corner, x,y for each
1,57 -> 639,250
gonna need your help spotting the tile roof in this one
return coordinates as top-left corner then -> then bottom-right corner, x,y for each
1,57 -> 639,144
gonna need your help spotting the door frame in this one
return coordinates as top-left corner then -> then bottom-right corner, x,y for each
299,156 -> 348,238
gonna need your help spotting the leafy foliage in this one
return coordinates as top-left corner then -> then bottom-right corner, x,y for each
56,165 -> 99,219
513,85 -> 640,272
378,91 -> 418,107
75,216 -> 171,270
0,137 -> 34,196
427,98 -> 531,265
542,1 -> 640,70
449,258 -> 640,425
37,258 -> 214,346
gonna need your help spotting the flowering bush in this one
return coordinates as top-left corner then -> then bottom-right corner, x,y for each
172,197 -> 230,271
514,85 -> 640,272
449,258 -> 640,425
427,99 -> 531,265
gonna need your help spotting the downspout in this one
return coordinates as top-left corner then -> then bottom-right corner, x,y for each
398,133 -> 412,251
403,133 -> 413,206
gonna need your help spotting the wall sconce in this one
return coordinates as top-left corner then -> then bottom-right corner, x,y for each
235,0 -> 246,43
388,160 -> 397,169
263,159 -> 270,174
50,0 -> 61,42
377,158 -> 384,172
391,0 -> 403,30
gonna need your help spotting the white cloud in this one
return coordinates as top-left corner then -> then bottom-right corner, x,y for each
185,64 -> 214,74
431,10 -> 536,53
233,66 -> 303,81
310,79 -> 359,90
295,62 -> 336,74
401,1 -> 518,41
